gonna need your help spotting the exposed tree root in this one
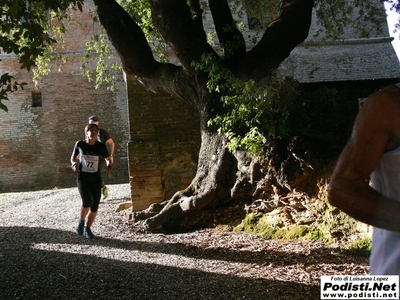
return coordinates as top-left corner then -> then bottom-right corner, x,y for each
132,131 -> 240,232
132,136 -> 333,233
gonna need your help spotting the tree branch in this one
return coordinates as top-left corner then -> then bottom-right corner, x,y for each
188,0 -> 204,30
239,0 -> 314,82
93,0 -> 158,76
208,0 -> 246,64
150,0 -> 216,72
93,0 -> 189,97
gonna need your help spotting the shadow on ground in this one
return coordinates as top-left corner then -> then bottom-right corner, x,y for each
0,226 -> 365,300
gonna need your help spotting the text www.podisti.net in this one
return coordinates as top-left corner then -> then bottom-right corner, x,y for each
320,275 -> 399,299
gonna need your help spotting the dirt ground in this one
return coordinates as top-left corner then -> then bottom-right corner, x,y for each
0,184 -> 369,299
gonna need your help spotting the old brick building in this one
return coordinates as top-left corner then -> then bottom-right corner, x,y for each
0,2 -> 130,192
0,1 -> 200,201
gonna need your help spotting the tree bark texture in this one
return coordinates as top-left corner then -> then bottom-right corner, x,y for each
93,0 -> 315,231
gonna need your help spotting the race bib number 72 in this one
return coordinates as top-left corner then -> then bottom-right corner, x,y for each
81,155 -> 99,173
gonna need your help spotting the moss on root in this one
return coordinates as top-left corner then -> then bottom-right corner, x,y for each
234,214 -> 326,242
233,201 -> 372,248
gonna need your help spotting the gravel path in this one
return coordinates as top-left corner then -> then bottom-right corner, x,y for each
0,184 -> 369,300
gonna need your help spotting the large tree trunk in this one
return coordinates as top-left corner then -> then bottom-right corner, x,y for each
93,0 -> 315,232
133,127 -> 238,231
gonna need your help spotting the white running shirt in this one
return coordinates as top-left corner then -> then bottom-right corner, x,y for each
370,145 -> 400,275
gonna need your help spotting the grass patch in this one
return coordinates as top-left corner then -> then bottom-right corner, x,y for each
348,238 -> 372,257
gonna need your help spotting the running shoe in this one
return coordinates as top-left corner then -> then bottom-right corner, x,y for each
84,227 -> 94,239
76,220 -> 84,235
102,186 -> 109,200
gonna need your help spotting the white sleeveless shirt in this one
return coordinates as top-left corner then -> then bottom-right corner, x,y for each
370,145 -> 400,275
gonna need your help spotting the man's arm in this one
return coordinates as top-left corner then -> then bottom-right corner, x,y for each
328,86 -> 400,231
105,155 -> 112,176
106,138 -> 115,164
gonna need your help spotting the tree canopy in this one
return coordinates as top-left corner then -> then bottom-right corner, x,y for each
1,0 -> 396,108
0,0 -> 85,110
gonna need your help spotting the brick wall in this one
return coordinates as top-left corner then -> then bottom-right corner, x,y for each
0,1 -> 200,201
0,1 -> 130,192
126,77 -> 200,211
0,55 -> 130,192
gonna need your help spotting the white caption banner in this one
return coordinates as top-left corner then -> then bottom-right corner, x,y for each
321,275 -> 399,299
